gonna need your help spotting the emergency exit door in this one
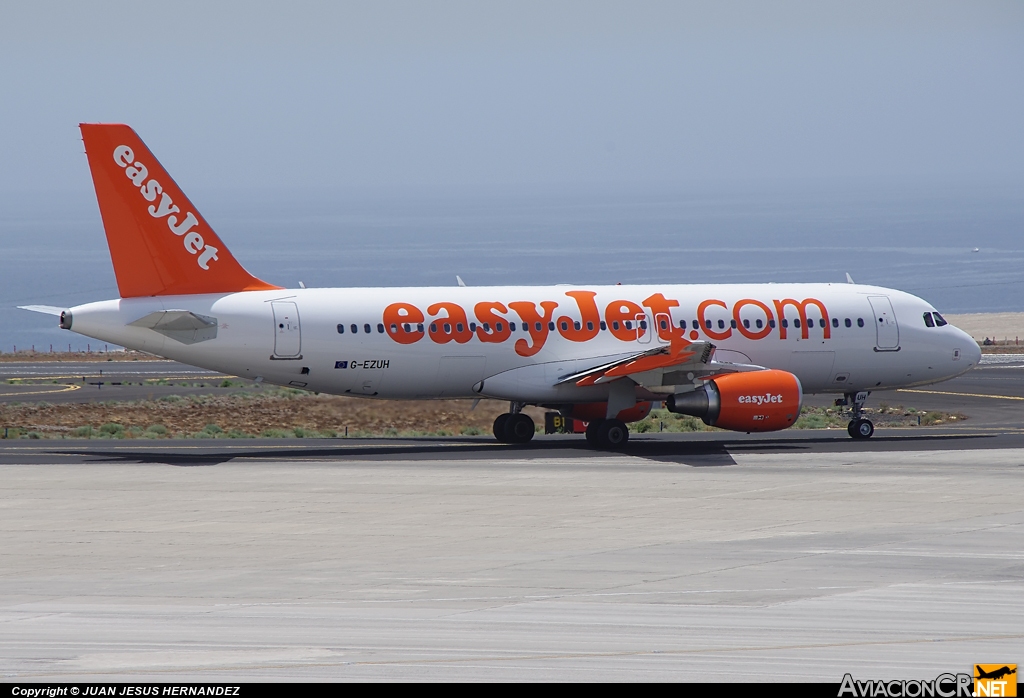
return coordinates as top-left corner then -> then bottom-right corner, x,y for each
272,301 -> 302,358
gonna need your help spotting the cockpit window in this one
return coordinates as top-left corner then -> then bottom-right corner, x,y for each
933,312 -> 948,326
923,312 -> 935,328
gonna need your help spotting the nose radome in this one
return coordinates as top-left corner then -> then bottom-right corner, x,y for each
954,327 -> 982,365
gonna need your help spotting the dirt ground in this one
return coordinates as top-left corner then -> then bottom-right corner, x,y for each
0,350 -> 160,363
0,386 -> 963,440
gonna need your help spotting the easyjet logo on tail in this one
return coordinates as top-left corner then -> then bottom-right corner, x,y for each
112,145 -> 219,270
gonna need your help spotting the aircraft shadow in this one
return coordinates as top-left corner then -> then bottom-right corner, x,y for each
44,431 -> 993,468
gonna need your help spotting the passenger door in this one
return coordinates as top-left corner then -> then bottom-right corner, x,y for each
867,296 -> 900,351
271,301 -> 302,358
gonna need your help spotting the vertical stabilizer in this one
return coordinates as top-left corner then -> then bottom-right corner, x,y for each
80,123 -> 280,298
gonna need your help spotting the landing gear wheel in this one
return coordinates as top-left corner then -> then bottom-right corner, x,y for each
585,419 -> 604,447
597,418 -> 629,449
503,413 -> 535,444
493,414 -> 511,443
848,418 -> 874,440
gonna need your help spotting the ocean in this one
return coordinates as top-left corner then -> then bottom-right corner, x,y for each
1,182 -> 1022,352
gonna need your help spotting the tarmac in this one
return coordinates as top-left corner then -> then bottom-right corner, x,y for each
1,357 -> 1023,681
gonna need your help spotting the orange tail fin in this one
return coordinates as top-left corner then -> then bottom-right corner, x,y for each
80,123 -> 281,298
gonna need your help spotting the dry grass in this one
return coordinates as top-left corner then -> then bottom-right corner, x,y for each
0,389 -> 545,439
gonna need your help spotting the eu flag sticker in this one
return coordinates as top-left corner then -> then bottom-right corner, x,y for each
334,360 -> 348,369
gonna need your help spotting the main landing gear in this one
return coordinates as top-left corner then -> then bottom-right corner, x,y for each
837,391 -> 874,440
493,402 -> 535,444
584,418 -> 629,450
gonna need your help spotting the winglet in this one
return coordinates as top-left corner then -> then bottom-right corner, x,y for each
79,124 -> 281,298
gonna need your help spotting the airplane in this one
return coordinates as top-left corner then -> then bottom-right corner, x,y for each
20,124 -> 982,449
976,666 -> 1016,681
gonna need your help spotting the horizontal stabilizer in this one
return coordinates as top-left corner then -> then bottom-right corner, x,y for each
18,305 -> 64,316
128,310 -> 218,345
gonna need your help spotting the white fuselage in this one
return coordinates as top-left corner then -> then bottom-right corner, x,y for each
64,283 -> 980,404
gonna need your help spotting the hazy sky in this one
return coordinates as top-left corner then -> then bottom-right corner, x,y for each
0,1 -> 1022,194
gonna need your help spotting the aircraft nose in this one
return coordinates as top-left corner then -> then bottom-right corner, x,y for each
955,327 -> 982,366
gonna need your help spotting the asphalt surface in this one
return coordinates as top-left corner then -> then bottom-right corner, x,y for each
0,356 -> 1022,681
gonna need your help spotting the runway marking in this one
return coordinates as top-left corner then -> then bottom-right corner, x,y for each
0,384 -> 81,398
898,388 -> 1024,401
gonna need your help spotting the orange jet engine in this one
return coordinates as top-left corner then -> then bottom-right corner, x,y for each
666,369 -> 803,432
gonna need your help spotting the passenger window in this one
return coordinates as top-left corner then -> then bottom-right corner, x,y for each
509,323 -> 516,332
600,321 -> 607,331
377,323 -> 384,333
794,319 -> 801,328
729,320 -> 736,329
769,319 -> 776,328
574,321 -> 582,330
535,322 -> 542,331
443,323 -> 451,333
456,323 -> 464,332
923,312 -> 935,328
625,320 -> 633,330
857,318 -> 864,327
337,324 -> 344,334
717,319 -> 725,329
660,319 -> 667,330
548,322 -> 555,331
560,321 -> 568,331
933,312 -> 948,326
390,324 -> 398,333
417,323 -> 424,332
586,321 -> 593,331
832,318 -> 839,328
351,324 -> 358,334
845,318 -> 851,328
692,320 -> 699,330
639,320 -> 647,329
612,321 -> 620,330
755,319 -> 763,329
364,323 -> 371,334
497,322 -> 504,332
819,319 -> 826,328
781,319 -> 788,328
430,323 -> 437,333
403,323 -> 411,332
743,319 -> 750,329
483,322 -> 490,332
679,320 -> 686,329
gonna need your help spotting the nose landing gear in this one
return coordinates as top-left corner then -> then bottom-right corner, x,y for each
837,391 -> 874,439
493,402 -> 535,444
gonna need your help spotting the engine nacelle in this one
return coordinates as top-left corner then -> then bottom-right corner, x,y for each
666,369 -> 802,432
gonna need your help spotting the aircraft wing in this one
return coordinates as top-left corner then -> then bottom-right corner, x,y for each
554,336 -> 767,390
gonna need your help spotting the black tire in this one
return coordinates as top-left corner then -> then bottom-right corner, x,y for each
847,420 -> 857,438
597,418 -> 629,449
585,419 -> 604,447
504,413 -> 535,444
849,418 -> 874,439
493,413 -> 511,443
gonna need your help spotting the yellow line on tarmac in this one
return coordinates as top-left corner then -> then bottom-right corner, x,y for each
4,374 -> 232,381
0,384 -> 81,398
897,388 -> 1024,401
